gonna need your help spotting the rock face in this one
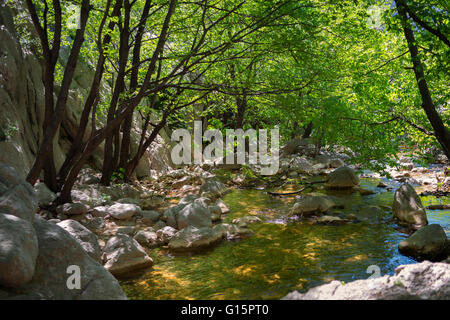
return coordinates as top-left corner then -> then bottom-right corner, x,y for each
398,224 -> 448,262
102,234 -> 153,276
6,216 -> 127,299
0,213 -> 38,288
57,220 -> 102,262
290,193 -> 335,217
168,226 -> 223,252
325,166 -> 359,189
392,183 -> 428,230
283,261 -> 450,300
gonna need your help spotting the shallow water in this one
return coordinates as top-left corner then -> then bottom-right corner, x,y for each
120,178 -> 449,300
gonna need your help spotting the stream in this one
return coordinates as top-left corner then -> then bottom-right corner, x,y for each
120,177 -> 450,300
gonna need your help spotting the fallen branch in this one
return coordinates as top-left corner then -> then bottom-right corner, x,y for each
426,204 -> 450,210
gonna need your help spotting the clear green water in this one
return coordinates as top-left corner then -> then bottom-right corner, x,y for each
120,178 -> 450,300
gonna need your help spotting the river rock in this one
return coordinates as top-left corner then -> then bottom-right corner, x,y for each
140,210 -> 161,225
0,165 -> 37,222
91,205 -> 109,217
315,215 -> 346,225
213,223 -> 254,240
283,261 -> 450,300
134,228 -> 159,248
199,179 -> 228,199
209,205 -> 222,222
168,226 -> 223,252
289,157 -> 313,173
392,183 -> 428,230
329,158 -> 345,168
325,166 -> 359,189
156,226 -> 178,244
34,183 -> 57,206
215,198 -> 230,214
290,193 -> 335,217
56,203 -> 88,216
57,219 -> 101,262
6,216 -> 127,299
398,224 -> 448,261
232,216 -> 262,227
356,206 -> 386,223
102,234 -> 153,276
0,213 -> 38,288
108,203 -> 140,220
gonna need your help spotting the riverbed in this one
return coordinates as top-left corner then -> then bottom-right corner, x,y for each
120,177 -> 450,300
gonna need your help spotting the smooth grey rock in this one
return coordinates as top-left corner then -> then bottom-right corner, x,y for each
283,261 -> 450,300
6,216 -> 126,299
398,224 -> 448,261
102,234 -> 153,277
134,228 -> 159,248
0,213 -> 38,288
392,183 -> 428,230
168,226 -> 223,252
57,219 -> 101,262
108,203 -> 139,220
290,193 -> 335,217
325,166 -> 359,189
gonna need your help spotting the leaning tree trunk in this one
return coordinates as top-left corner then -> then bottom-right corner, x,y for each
396,0 -> 450,159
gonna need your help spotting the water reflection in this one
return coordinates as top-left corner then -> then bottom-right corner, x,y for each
121,179 -> 448,300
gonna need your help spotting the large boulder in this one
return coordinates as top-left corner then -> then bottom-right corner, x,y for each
176,202 -> 212,229
392,183 -> 428,230
57,219 -> 102,262
283,261 -> 450,300
0,213 -> 38,288
168,226 -> 223,252
0,165 -> 37,223
102,234 -> 153,276
290,193 -> 335,217
162,195 -> 213,230
5,216 -> 127,299
398,224 -> 448,262
325,166 -> 359,189
108,203 -> 140,220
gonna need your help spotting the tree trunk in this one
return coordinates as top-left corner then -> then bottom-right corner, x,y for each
396,0 -> 450,159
